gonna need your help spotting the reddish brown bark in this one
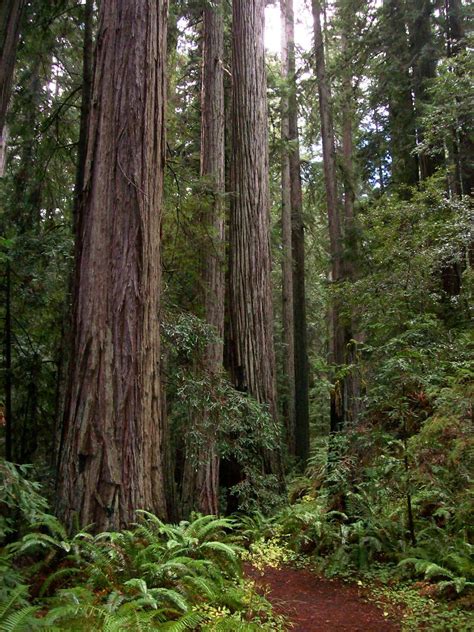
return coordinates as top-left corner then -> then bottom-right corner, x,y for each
286,0 -> 310,462
182,1 -> 225,517
57,0 -> 168,531
230,0 -> 283,478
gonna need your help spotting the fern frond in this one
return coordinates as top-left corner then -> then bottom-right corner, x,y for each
1,606 -> 40,632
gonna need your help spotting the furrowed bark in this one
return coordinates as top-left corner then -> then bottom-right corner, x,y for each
230,0 -> 284,480
57,0 -> 168,531
181,0 -> 225,517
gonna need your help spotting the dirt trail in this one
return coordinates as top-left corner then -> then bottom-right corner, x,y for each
246,565 -> 400,632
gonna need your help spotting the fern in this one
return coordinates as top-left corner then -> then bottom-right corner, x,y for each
159,610 -> 204,631
1,606 -> 40,632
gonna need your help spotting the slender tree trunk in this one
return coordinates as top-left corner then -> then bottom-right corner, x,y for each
181,1 -> 225,516
73,0 -> 94,234
312,0 -> 345,432
53,0 -> 95,469
0,0 -> 25,144
340,26 -> 360,427
57,0 -> 168,531
283,0 -> 310,463
230,0 -> 284,479
280,0 -> 296,457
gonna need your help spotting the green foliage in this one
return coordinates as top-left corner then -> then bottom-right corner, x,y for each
162,312 -> 284,513
0,462 -> 49,542
0,498 -> 284,631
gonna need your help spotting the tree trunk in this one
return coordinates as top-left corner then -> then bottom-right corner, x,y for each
409,0 -> 441,180
280,0 -> 296,457
4,262 -> 12,460
312,0 -> 345,432
53,0 -> 95,469
282,0 -> 310,463
57,0 -> 168,531
340,24 -> 360,427
382,0 -> 419,189
0,0 -> 25,142
181,0 -> 225,517
229,0 -> 284,479
72,0 -> 94,235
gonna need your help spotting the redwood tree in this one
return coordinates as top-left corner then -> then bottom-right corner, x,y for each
280,0 -> 296,456
181,0 -> 225,516
229,0 -> 283,477
57,0 -> 168,531
281,0 -> 309,462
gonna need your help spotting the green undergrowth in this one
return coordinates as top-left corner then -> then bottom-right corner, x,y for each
0,464 -> 285,631
234,359 -> 473,630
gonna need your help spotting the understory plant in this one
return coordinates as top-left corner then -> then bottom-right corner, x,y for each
0,464 -> 285,631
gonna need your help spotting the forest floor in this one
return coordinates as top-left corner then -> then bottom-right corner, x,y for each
245,564 -> 401,631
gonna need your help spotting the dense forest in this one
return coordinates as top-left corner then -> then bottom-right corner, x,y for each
0,0 -> 472,630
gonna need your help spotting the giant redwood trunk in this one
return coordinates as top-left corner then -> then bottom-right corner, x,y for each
230,0 -> 283,478
312,0 -> 345,432
57,0 -> 168,531
181,0 -> 225,517
0,0 -> 25,174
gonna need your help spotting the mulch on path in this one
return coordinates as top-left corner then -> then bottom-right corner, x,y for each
245,564 -> 400,632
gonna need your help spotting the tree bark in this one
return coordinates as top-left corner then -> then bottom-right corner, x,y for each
54,0 -> 95,468
181,0 -> 225,517
281,0 -> 310,463
229,0 -> 284,479
280,0 -> 296,457
57,0 -> 168,531
0,0 -> 25,143
312,0 -> 345,432
340,23 -> 361,427
4,262 -> 12,460
72,0 -> 94,235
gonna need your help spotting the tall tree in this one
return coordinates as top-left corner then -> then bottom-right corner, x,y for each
0,0 -> 25,175
312,0 -> 345,432
339,0 -> 361,426
181,0 -> 225,516
281,0 -> 309,462
72,0 -> 94,234
57,0 -> 168,531
280,0 -> 296,457
229,0 -> 283,477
